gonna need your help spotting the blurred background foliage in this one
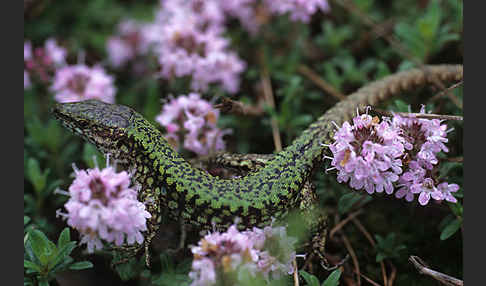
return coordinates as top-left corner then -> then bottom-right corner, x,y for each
24,0 -> 462,285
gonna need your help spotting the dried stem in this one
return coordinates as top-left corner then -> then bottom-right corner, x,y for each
298,65 -> 346,100
260,57 -> 282,152
293,258 -> 300,286
351,218 -> 375,247
330,209 -> 363,238
351,217 -> 388,286
357,272 -> 382,286
430,81 -> 463,102
380,261 -> 388,286
388,262 -> 397,286
214,96 -> 265,117
409,256 -> 463,286
341,234 -> 361,286
372,108 -> 463,121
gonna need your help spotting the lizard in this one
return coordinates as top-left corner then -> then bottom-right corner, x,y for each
51,64 -> 462,266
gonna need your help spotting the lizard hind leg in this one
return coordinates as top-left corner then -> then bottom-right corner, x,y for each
110,243 -> 144,267
298,180 -> 333,270
110,231 -> 155,268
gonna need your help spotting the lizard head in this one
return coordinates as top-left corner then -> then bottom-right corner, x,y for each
52,99 -> 135,159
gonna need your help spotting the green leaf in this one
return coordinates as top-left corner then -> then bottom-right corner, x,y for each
24,216 -> 31,226
300,270 -> 320,286
393,100 -> 410,113
449,201 -> 463,217
28,229 -> 51,265
24,276 -> 34,286
440,218 -> 462,240
50,256 -> 74,274
38,279 -> 49,286
24,239 -> 37,263
26,158 -> 49,194
69,261 -> 94,270
114,257 -> 140,281
57,228 -> 71,249
376,252 -> 386,262
24,233 -> 29,246
49,242 -> 77,270
24,260 -> 41,272
322,269 -> 342,286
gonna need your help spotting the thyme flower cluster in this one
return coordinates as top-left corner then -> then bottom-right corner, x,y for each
155,93 -> 231,156
57,161 -> 151,252
105,0 -> 329,93
189,224 -> 297,286
327,107 -> 459,206
24,39 -> 67,89
106,20 -> 154,68
51,64 -> 116,104
24,38 -> 117,104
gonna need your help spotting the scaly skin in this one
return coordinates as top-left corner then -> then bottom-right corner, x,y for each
52,64 -> 462,265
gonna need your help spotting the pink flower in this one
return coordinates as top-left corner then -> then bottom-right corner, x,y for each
145,0 -> 247,93
395,186 -> 415,202
155,93 -> 230,155
106,20 -> 154,68
24,70 -> 31,89
106,37 -> 134,68
437,182 -> 459,203
410,178 -> 444,206
24,38 -> 67,84
44,38 -> 67,66
58,162 -> 151,253
328,107 -> 460,206
24,41 -> 32,61
265,0 -> 330,23
189,223 -> 297,285
328,112 -> 404,195
51,64 -> 116,103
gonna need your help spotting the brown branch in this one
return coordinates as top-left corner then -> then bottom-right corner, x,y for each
380,261 -> 388,286
293,258 -> 300,286
260,58 -> 282,152
388,262 -> 397,286
446,157 -> 463,163
409,256 -> 463,286
330,209 -> 363,238
357,272 -> 382,286
214,97 -> 265,116
351,218 -> 375,247
351,218 -> 388,286
430,81 -> 463,102
341,234 -> 361,286
372,108 -> 463,121
298,65 -> 346,100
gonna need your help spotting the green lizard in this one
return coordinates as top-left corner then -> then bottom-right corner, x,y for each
52,65 -> 462,266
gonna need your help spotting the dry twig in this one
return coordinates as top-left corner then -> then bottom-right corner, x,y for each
351,217 -> 388,286
298,65 -> 346,100
330,209 -> 363,238
260,56 -> 282,152
430,81 -> 463,102
341,234 -> 361,286
357,272 -> 382,286
293,258 -> 300,286
388,262 -> 397,286
214,97 -> 265,116
372,108 -> 463,121
409,256 -> 463,286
